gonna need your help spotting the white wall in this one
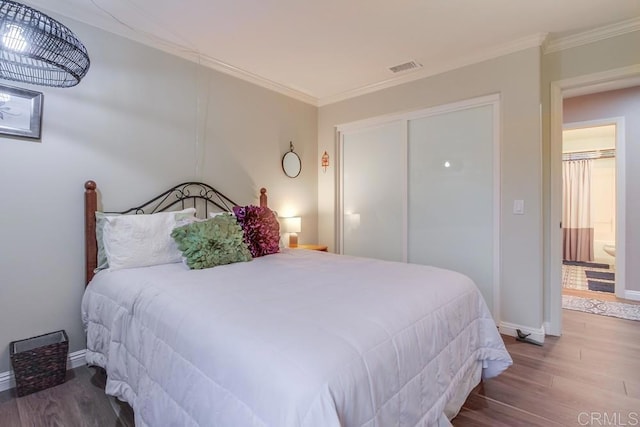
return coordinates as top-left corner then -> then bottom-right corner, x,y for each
318,48 -> 544,333
0,16 -> 317,373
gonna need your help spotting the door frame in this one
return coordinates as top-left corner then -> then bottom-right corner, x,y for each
335,93 -> 501,321
548,65 -> 640,335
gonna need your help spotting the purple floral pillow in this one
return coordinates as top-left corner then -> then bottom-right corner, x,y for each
232,205 -> 280,257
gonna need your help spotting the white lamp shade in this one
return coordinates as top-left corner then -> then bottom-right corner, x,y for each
282,216 -> 301,233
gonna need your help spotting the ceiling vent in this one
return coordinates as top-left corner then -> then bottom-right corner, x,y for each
388,60 -> 422,74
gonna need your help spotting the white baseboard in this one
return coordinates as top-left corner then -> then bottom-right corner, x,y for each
0,371 -> 11,394
542,321 -> 556,335
68,349 -> 88,370
625,290 -> 640,301
499,321 -> 546,344
0,349 -> 86,393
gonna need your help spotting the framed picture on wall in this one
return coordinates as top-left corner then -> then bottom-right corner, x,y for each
0,83 -> 43,139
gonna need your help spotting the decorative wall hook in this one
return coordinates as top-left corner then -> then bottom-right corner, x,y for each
321,151 -> 329,173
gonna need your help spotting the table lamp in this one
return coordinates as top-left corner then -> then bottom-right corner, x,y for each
283,216 -> 301,248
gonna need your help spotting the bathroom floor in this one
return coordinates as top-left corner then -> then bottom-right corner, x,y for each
562,262 -> 640,321
562,261 -> 615,293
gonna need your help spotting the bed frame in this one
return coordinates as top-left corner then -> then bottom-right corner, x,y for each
84,180 -> 268,285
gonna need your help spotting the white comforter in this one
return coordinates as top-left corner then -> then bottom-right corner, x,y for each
82,249 -> 511,427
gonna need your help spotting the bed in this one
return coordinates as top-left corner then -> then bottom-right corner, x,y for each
81,180 -> 512,427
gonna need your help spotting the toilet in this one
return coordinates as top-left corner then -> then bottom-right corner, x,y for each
603,244 -> 616,257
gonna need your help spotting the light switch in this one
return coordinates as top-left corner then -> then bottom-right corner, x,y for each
513,199 -> 524,215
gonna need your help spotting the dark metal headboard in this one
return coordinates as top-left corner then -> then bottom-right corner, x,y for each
111,182 -> 239,216
84,180 -> 268,285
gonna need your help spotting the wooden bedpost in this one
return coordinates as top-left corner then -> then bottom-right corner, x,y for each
85,180 -> 98,286
260,188 -> 267,207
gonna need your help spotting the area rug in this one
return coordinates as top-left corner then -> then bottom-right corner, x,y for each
585,270 -> 615,281
587,280 -> 614,293
562,295 -> 640,321
563,260 -> 609,269
562,263 -> 615,291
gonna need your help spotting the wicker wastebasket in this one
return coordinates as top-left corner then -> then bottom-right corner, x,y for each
10,330 -> 69,397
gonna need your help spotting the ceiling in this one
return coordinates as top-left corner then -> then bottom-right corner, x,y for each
21,0 -> 640,105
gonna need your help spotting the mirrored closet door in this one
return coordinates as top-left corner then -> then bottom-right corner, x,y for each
341,121 -> 405,262
338,95 -> 500,316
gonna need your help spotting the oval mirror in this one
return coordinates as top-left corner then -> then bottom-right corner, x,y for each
282,143 -> 301,178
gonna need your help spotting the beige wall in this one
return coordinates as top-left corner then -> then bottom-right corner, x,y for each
319,48 -> 544,331
0,16 -> 317,373
542,31 -> 640,322
563,87 -> 640,288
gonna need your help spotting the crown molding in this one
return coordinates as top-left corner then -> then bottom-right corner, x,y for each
317,33 -> 548,106
194,54 -> 318,106
543,17 -> 640,54
80,20 -> 546,108
28,1 -> 545,108
26,1 -> 320,106
20,3 -> 639,108
107,36 -> 319,106
561,66 -> 640,98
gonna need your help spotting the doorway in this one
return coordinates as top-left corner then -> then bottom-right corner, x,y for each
549,70 -> 640,335
561,121 -> 620,302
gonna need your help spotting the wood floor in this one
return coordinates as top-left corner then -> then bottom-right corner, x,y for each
0,366 -> 134,427
0,309 -> 637,426
454,309 -> 640,426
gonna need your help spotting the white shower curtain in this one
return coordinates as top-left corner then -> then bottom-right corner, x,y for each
563,159 -> 594,262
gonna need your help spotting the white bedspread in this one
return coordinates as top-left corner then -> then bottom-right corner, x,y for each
82,249 -> 511,427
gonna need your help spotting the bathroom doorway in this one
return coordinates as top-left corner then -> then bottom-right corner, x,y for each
561,121 -> 619,301
548,74 -> 639,335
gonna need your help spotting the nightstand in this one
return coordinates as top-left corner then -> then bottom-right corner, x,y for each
294,244 -> 328,252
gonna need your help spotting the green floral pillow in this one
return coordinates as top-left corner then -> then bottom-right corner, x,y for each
171,214 -> 252,269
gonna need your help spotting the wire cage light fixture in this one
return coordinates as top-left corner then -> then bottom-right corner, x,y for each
0,0 -> 90,88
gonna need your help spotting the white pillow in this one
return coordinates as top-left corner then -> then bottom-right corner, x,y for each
103,208 -> 196,270
95,211 -> 118,271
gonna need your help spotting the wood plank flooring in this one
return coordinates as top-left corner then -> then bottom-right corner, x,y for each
454,309 -> 640,426
0,309 -> 637,426
0,366 -> 133,427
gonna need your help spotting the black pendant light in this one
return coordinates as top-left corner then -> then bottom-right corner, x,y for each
0,0 -> 90,88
